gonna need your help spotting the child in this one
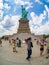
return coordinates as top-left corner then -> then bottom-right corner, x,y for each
12,39 -> 17,52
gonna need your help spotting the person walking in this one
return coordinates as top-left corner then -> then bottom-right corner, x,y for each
26,37 -> 33,60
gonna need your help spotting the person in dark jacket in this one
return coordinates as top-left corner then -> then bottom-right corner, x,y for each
25,37 -> 33,60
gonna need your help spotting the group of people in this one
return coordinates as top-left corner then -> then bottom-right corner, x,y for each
36,39 -> 49,59
12,37 -> 49,60
0,37 -> 49,61
10,37 -> 33,61
25,37 -> 49,60
25,38 -> 49,60
9,37 -> 21,52
8,37 -> 33,61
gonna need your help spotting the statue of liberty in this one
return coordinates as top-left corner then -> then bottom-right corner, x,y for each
21,5 -> 28,19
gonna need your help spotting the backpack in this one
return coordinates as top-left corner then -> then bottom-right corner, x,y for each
31,42 -> 33,47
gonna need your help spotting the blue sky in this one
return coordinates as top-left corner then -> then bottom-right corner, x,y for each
0,0 -> 49,37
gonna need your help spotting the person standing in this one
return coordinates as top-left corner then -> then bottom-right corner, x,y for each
46,42 -> 49,59
16,37 -> 21,47
36,40 -> 39,45
9,40 -> 12,45
26,37 -> 33,60
40,39 -> 44,56
16,37 -> 19,47
12,39 -> 17,52
0,39 -> 2,47
18,39 -> 21,47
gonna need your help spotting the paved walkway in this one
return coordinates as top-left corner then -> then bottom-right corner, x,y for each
0,40 -> 49,65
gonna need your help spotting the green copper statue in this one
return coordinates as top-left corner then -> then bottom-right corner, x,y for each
21,5 -> 28,19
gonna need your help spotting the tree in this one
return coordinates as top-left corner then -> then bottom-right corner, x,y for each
43,34 -> 49,39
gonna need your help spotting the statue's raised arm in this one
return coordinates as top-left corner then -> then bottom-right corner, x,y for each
21,5 -> 28,19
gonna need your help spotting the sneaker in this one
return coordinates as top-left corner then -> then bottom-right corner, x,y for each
26,58 -> 30,61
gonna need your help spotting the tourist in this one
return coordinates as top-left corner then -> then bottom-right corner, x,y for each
46,42 -> 49,59
18,39 -> 21,47
12,39 -> 17,52
36,40 -> 39,45
16,37 -> 21,47
0,39 -> 2,47
40,39 -> 44,56
16,37 -> 19,47
26,37 -> 33,60
9,39 -> 12,45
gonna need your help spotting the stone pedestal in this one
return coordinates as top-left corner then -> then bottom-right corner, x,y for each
17,18 -> 30,33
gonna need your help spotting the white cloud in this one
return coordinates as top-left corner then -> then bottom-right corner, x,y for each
0,15 -> 10,25
47,0 -> 49,2
0,10 -> 3,19
35,0 -> 43,4
0,0 -> 3,9
0,0 -> 3,2
26,3 -> 33,10
14,0 -> 24,5
4,0 -> 9,2
45,0 -> 49,2
14,0 -> 33,10
30,11 -> 46,25
3,15 -> 20,35
3,24 -> 19,36
45,5 -> 49,19
3,30 -> 14,36
11,15 -> 20,25
30,21 -> 49,35
14,0 -> 31,5
0,23 -> 5,37
0,24 -> 3,29
4,3 -> 11,10
38,21 -> 49,35
29,10 -> 49,35
26,5 -> 33,10
0,3 -> 3,9
0,15 -> 20,26
0,15 -> 20,37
